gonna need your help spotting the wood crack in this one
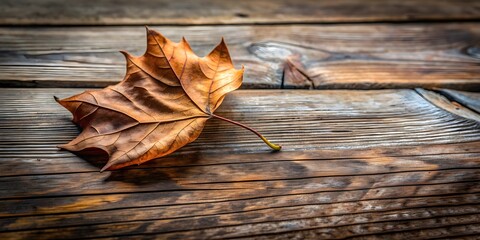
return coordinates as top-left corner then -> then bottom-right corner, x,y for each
415,88 -> 480,122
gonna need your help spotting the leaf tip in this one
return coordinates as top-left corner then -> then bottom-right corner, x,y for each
57,144 -> 69,150
55,95 -> 72,109
238,65 -> 245,74
119,50 -> 133,60
181,36 -> 193,51
145,25 -> 156,36
100,162 -> 114,172
217,37 -> 228,50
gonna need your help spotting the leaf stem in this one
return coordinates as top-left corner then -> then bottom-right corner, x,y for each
211,113 -> 282,151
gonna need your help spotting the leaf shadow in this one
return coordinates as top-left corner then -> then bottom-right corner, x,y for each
68,148 -> 109,169
103,152 -> 205,186
56,149 -> 162,187
65,147 -> 205,186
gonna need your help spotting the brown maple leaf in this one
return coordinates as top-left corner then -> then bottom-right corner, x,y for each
55,27 -> 281,171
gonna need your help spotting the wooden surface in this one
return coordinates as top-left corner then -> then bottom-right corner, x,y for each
2,0 -> 480,239
437,89 -> 480,113
1,0 -> 479,26
0,88 -> 480,239
416,88 -> 480,122
2,23 -> 480,90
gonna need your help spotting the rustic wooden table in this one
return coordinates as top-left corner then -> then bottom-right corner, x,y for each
1,1 -> 480,239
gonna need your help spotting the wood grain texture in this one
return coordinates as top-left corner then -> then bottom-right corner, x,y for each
416,88 -> 480,122
0,88 -> 479,239
438,89 -> 480,113
1,0 -> 479,26
2,23 -> 480,89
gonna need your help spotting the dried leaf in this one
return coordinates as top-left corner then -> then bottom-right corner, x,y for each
56,27 -> 280,171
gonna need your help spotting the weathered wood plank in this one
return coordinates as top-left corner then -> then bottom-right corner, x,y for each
233,220 -> 480,240
1,0 -> 479,26
2,155 -> 480,229
1,144 -> 480,239
2,205 -> 480,239
1,181 -> 478,217
2,23 -> 480,89
0,188 -> 480,231
0,88 -> 479,239
0,88 -> 479,175
1,88 -> 479,174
